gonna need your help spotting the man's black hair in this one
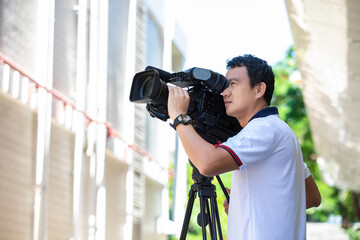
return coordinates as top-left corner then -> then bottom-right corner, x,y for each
226,54 -> 275,105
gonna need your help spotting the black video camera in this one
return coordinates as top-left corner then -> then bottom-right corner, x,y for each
129,66 -> 241,144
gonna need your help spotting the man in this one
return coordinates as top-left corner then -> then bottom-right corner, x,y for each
167,54 -> 321,239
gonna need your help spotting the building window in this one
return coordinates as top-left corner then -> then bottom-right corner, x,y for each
145,12 -> 164,68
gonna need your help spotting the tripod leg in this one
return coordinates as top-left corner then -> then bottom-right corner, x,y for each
212,196 -> 223,240
199,196 -> 208,240
205,199 -> 215,240
180,189 -> 197,240
210,196 -> 219,240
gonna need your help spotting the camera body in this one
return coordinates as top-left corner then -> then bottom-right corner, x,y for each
129,66 -> 241,144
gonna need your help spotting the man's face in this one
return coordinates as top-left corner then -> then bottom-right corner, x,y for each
222,66 -> 258,121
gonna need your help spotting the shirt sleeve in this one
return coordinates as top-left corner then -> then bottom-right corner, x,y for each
303,162 -> 311,179
217,144 -> 243,166
218,120 -> 275,167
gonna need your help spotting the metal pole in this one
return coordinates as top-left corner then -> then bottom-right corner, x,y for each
123,0 -> 137,239
33,0 -> 55,239
73,0 -> 88,239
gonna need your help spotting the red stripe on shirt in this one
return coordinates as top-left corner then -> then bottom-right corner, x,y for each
218,144 -> 243,166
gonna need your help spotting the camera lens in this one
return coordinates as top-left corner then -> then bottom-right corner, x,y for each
129,69 -> 169,104
142,76 -> 154,98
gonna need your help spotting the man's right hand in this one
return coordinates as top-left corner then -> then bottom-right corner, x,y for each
223,187 -> 231,215
167,85 -> 190,121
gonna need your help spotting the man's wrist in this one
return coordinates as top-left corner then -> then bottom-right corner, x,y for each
170,114 -> 192,130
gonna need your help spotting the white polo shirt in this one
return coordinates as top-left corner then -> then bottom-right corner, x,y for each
219,107 -> 306,240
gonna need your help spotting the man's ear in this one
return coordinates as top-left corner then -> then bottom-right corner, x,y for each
255,82 -> 266,99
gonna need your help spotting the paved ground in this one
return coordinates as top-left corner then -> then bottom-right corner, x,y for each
307,222 -> 349,240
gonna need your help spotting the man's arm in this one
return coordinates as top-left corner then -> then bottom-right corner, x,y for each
167,85 -> 239,176
305,175 -> 321,208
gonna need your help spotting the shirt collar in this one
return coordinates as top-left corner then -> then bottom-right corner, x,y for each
247,107 -> 279,124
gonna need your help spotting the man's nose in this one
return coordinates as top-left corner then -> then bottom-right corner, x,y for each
221,86 -> 230,96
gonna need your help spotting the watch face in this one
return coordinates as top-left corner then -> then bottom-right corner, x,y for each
183,115 -> 191,121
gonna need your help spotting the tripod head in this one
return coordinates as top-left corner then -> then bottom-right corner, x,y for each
189,160 -> 213,183
188,160 -> 230,205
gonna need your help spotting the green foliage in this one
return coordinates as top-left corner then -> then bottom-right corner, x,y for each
272,47 -> 319,175
346,227 -> 360,240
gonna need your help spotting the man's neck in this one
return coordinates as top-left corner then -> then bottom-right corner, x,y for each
238,102 -> 269,127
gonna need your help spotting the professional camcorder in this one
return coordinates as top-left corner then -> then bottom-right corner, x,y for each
129,66 -> 241,144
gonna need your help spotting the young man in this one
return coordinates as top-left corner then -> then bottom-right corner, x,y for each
167,54 -> 321,239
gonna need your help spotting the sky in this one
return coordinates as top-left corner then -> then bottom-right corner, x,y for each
173,0 -> 294,75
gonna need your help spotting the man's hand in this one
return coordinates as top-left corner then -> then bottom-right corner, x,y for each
223,187 -> 231,215
167,85 -> 190,120
305,175 -> 321,208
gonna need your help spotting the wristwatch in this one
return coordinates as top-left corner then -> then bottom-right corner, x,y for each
170,114 -> 192,130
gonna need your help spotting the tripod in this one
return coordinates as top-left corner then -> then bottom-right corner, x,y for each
179,161 -> 229,240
